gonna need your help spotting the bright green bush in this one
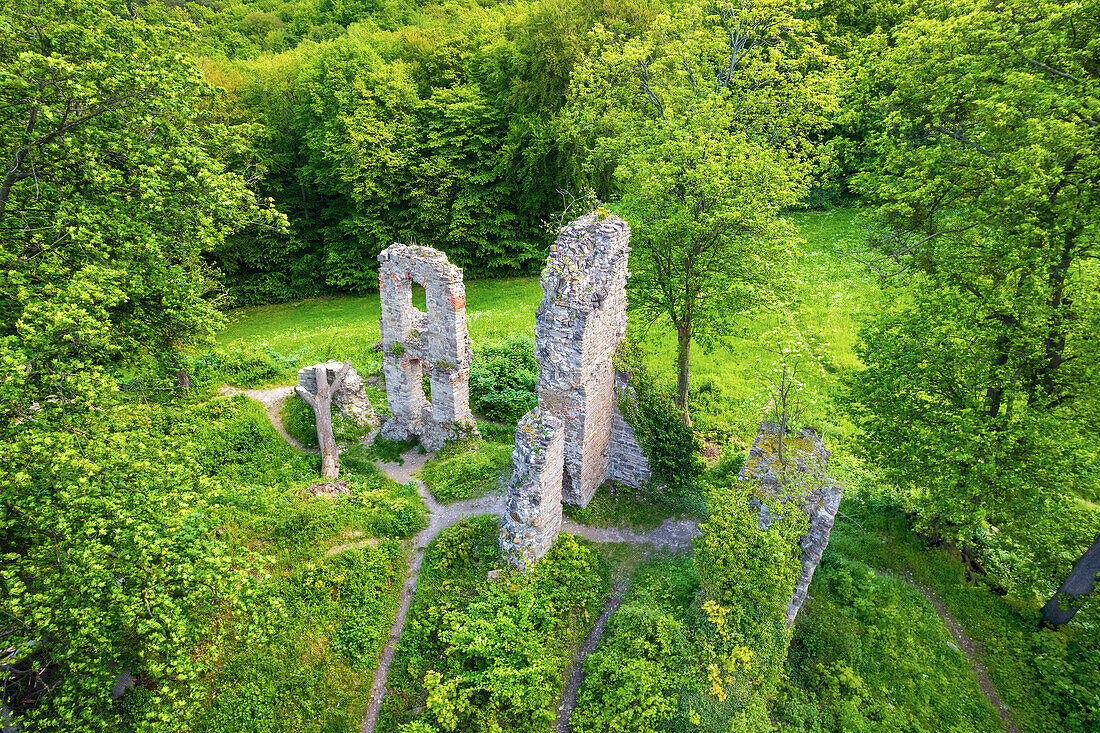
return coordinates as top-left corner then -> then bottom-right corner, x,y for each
469,336 -> 539,422
186,344 -> 296,387
378,518 -> 607,732
420,436 -> 512,503
572,559 -> 697,733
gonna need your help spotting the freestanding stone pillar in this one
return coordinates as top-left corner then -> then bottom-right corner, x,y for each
738,423 -> 843,628
377,243 -> 475,451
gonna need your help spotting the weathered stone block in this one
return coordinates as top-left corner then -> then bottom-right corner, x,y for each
297,361 -> 378,427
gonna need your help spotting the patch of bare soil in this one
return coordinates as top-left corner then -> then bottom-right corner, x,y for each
303,479 -> 350,498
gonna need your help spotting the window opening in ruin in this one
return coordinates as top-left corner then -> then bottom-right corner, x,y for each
411,282 -> 426,312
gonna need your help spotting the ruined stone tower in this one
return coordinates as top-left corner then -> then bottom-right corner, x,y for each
501,213 -> 651,566
534,213 -> 648,506
377,243 -> 475,451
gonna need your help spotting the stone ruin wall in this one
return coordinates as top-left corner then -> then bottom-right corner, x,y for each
501,213 -> 651,565
297,361 -> 378,427
738,423 -> 843,628
498,409 -> 564,568
377,243 -> 475,451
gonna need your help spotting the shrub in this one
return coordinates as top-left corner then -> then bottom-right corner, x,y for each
420,436 -> 511,503
469,336 -> 539,422
185,344 -> 295,388
614,340 -> 705,500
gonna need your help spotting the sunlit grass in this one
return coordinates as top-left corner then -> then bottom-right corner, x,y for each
216,209 -> 878,447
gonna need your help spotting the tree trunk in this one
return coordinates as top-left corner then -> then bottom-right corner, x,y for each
295,362 -> 352,481
1042,532 -> 1100,626
315,396 -> 339,479
675,323 -> 692,427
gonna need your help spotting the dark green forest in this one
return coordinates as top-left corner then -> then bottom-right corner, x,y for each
1,0 -> 1098,731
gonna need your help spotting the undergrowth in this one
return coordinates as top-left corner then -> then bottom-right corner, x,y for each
420,434 -> 512,503
376,517 -> 609,732
116,394 -> 426,733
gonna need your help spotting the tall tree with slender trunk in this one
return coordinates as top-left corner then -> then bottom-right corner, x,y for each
564,1 -> 836,423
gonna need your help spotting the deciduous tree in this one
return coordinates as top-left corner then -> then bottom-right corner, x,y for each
840,0 -> 1100,591
565,1 -> 837,423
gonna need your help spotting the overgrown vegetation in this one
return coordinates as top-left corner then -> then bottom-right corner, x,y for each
420,435 -> 512,503
468,336 -> 539,423
376,516 -> 608,732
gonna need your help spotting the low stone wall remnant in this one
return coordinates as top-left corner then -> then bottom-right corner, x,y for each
499,409 -> 565,568
738,423 -> 843,628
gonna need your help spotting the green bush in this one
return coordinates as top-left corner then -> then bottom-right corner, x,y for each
186,344 -> 296,388
420,436 -> 512,503
614,340 -> 706,501
378,519 -> 607,733
572,559 -> 698,733
469,336 -> 539,422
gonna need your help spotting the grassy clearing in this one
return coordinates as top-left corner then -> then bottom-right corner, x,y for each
563,481 -> 703,531
215,277 -> 542,382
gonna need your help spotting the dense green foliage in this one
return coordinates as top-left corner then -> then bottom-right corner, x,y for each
468,336 -> 539,422
377,516 -> 608,732
839,0 -> 1100,597
615,341 -> 706,501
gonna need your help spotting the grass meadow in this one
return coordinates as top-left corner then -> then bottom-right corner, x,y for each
216,209 -> 878,449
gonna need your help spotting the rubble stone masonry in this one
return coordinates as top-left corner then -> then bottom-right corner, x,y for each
377,243 -> 475,451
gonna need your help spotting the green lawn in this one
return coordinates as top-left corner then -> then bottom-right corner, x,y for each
215,209 -> 878,445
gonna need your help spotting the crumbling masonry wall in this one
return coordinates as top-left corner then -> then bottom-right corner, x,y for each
501,213 -> 651,565
533,213 -> 650,507
377,243 -> 475,451
499,409 -> 565,568
738,423 -> 842,628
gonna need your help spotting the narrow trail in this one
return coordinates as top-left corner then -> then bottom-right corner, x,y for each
555,574 -> 630,733
887,569 -> 1020,733
226,386 -> 701,733
219,385 -> 318,454
360,447 -> 505,733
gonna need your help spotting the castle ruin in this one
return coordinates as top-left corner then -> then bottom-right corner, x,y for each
377,243 -> 476,451
500,213 -> 651,566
